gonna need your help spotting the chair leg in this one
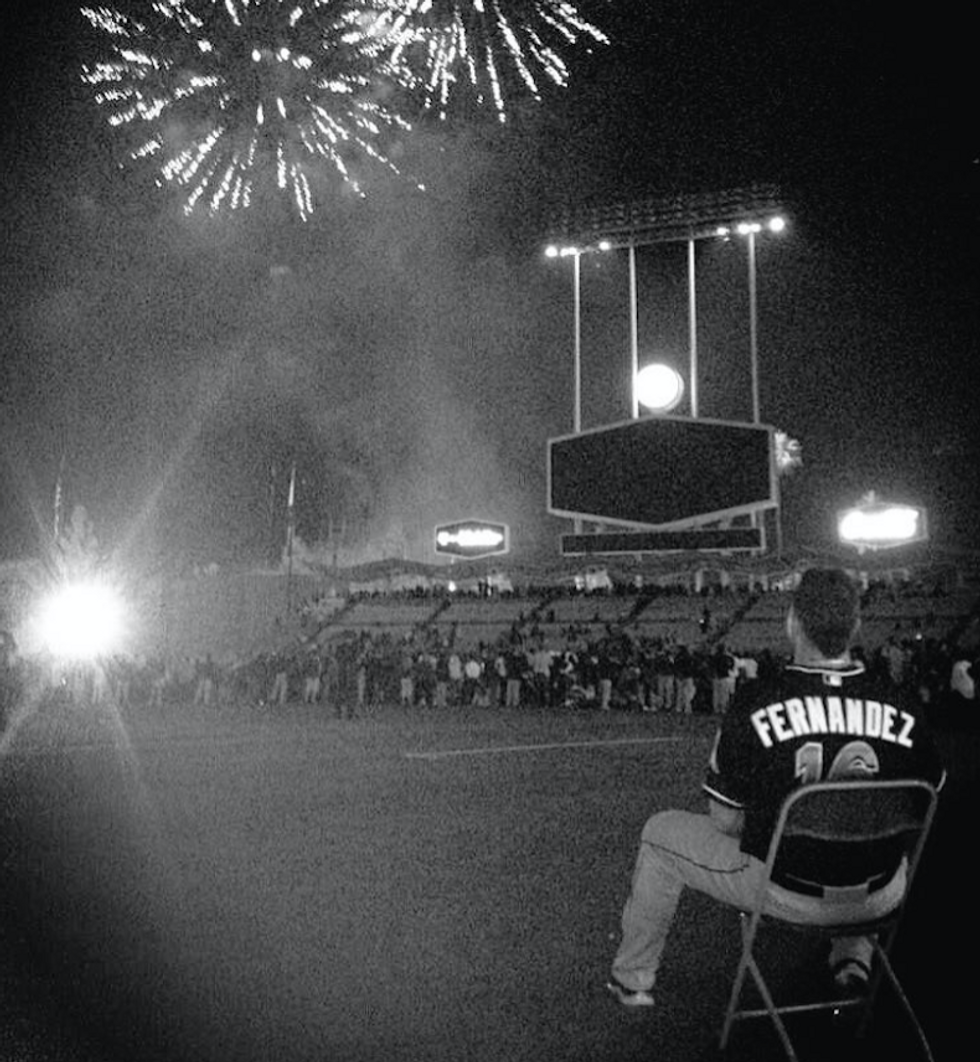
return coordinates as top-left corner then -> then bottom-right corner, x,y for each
720,914 -> 800,1062
720,915 -> 757,1050
719,959 -> 749,1050
746,956 -> 801,1062
859,942 -> 935,1062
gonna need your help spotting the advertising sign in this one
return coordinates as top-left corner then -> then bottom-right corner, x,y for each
434,520 -> 510,560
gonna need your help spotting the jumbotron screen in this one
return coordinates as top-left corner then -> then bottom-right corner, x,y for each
548,415 -> 775,528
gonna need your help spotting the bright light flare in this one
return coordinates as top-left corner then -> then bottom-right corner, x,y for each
544,239 -> 613,259
436,527 -> 504,549
636,363 -> 684,413
839,507 -> 920,543
34,581 -> 128,661
724,216 -> 786,238
838,497 -> 927,550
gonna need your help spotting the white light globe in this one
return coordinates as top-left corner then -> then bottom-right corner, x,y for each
34,581 -> 127,661
838,506 -> 921,545
636,363 -> 685,413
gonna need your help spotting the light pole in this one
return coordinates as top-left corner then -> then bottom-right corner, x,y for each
737,222 -> 762,424
573,248 -> 582,434
545,239 -> 615,435
736,216 -> 786,425
734,217 -> 787,546
687,237 -> 699,419
629,244 -> 639,419
748,226 -> 759,424
284,460 -> 297,617
545,240 -> 613,533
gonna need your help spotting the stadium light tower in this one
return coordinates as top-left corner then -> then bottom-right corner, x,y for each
544,187 -> 788,552
546,186 -> 788,426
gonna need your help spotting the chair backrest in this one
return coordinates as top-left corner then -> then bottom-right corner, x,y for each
765,779 -> 939,894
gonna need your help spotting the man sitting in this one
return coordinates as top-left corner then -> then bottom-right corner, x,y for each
607,567 -> 946,1007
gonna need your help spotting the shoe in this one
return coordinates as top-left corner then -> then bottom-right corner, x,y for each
832,958 -> 870,995
606,976 -> 655,1008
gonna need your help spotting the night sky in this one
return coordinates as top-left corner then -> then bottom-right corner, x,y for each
1,1 -> 977,570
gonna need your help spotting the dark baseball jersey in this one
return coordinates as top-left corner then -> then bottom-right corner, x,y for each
703,661 -> 946,884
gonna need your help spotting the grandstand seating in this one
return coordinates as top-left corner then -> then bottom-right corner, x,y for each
322,598 -> 441,643
542,595 -> 632,625
116,560 -> 979,662
856,588 -> 978,650
429,596 -> 530,649
719,587 -> 977,657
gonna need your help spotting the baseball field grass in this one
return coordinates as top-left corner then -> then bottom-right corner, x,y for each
0,697 -> 974,1062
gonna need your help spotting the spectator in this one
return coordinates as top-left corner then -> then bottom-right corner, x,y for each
194,654 -> 219,708
302,647 -> 323,704
531,644 -> 554,708
463,653 -> 484,706
949,656 -> 975,704
399,643 -> 415,707
447,650 -> 464,707
710,644 -> 737,714
504,645 -> 525,708
673,646 -> 697,715
268,650 -> 289,707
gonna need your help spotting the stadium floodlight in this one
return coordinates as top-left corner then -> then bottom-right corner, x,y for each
635,363 -> 685,413
434,520 -> 510,560
837,494 -> 928,551
33,579 -> 128,661
543,184 -> 786,247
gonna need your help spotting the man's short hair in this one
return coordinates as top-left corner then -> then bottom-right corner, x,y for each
792,568 -> 860,657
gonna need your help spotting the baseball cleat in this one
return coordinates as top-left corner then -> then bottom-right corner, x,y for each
605,977 -> 655,1008
831,958 -> 871,995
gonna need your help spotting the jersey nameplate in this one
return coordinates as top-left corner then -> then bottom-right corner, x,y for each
749,696 -> 915,749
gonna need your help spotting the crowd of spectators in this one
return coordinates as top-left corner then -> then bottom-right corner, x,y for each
2,620 -> 973,733
1,571 -> 976,729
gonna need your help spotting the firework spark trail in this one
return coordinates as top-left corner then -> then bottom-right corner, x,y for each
81,1 -> 421,219
372,0 -> 610,122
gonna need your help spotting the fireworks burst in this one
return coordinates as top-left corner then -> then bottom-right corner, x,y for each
372,1 -> 609,123
81,1 -> 421,219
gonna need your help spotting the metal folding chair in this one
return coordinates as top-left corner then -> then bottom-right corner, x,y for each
719,778 -> 939,1061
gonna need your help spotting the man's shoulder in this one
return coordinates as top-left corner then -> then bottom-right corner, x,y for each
727,662 -> 937,716
727,668 -> 794,709
730,661 -> 903,699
